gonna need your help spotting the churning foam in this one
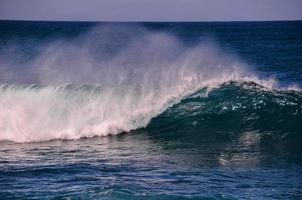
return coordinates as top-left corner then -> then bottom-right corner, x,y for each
0,25 -> 279,142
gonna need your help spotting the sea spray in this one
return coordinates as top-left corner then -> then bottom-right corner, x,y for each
0,24 -> 285,142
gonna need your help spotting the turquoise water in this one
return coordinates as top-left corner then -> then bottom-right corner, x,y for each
0,21 -> 302,199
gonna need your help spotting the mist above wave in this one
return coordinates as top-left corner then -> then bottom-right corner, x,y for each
0,24 -> 279,142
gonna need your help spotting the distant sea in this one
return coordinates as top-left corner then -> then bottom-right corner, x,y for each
0,21 -> 302,199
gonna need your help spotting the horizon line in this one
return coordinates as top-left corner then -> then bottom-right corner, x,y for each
1,19 -> 302,23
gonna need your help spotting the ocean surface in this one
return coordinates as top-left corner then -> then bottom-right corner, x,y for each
0,21 -> 302,199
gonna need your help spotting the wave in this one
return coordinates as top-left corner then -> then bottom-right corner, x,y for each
0,81 -> 300,143
0,24 -> 300,143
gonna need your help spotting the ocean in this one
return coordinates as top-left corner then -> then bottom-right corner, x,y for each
0,21 -> 302,199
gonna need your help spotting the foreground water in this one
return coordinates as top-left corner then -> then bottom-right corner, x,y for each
0,21 -> 302,199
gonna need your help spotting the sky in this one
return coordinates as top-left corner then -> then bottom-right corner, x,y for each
0,0 -> 302,21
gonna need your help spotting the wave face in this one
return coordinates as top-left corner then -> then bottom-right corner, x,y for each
148,82 -> 302,141
0,24 -> 298,143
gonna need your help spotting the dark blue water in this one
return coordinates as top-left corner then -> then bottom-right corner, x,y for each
0,21 -> 302,199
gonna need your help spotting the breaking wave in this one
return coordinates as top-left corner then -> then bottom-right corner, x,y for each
0,25 -> 300,143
